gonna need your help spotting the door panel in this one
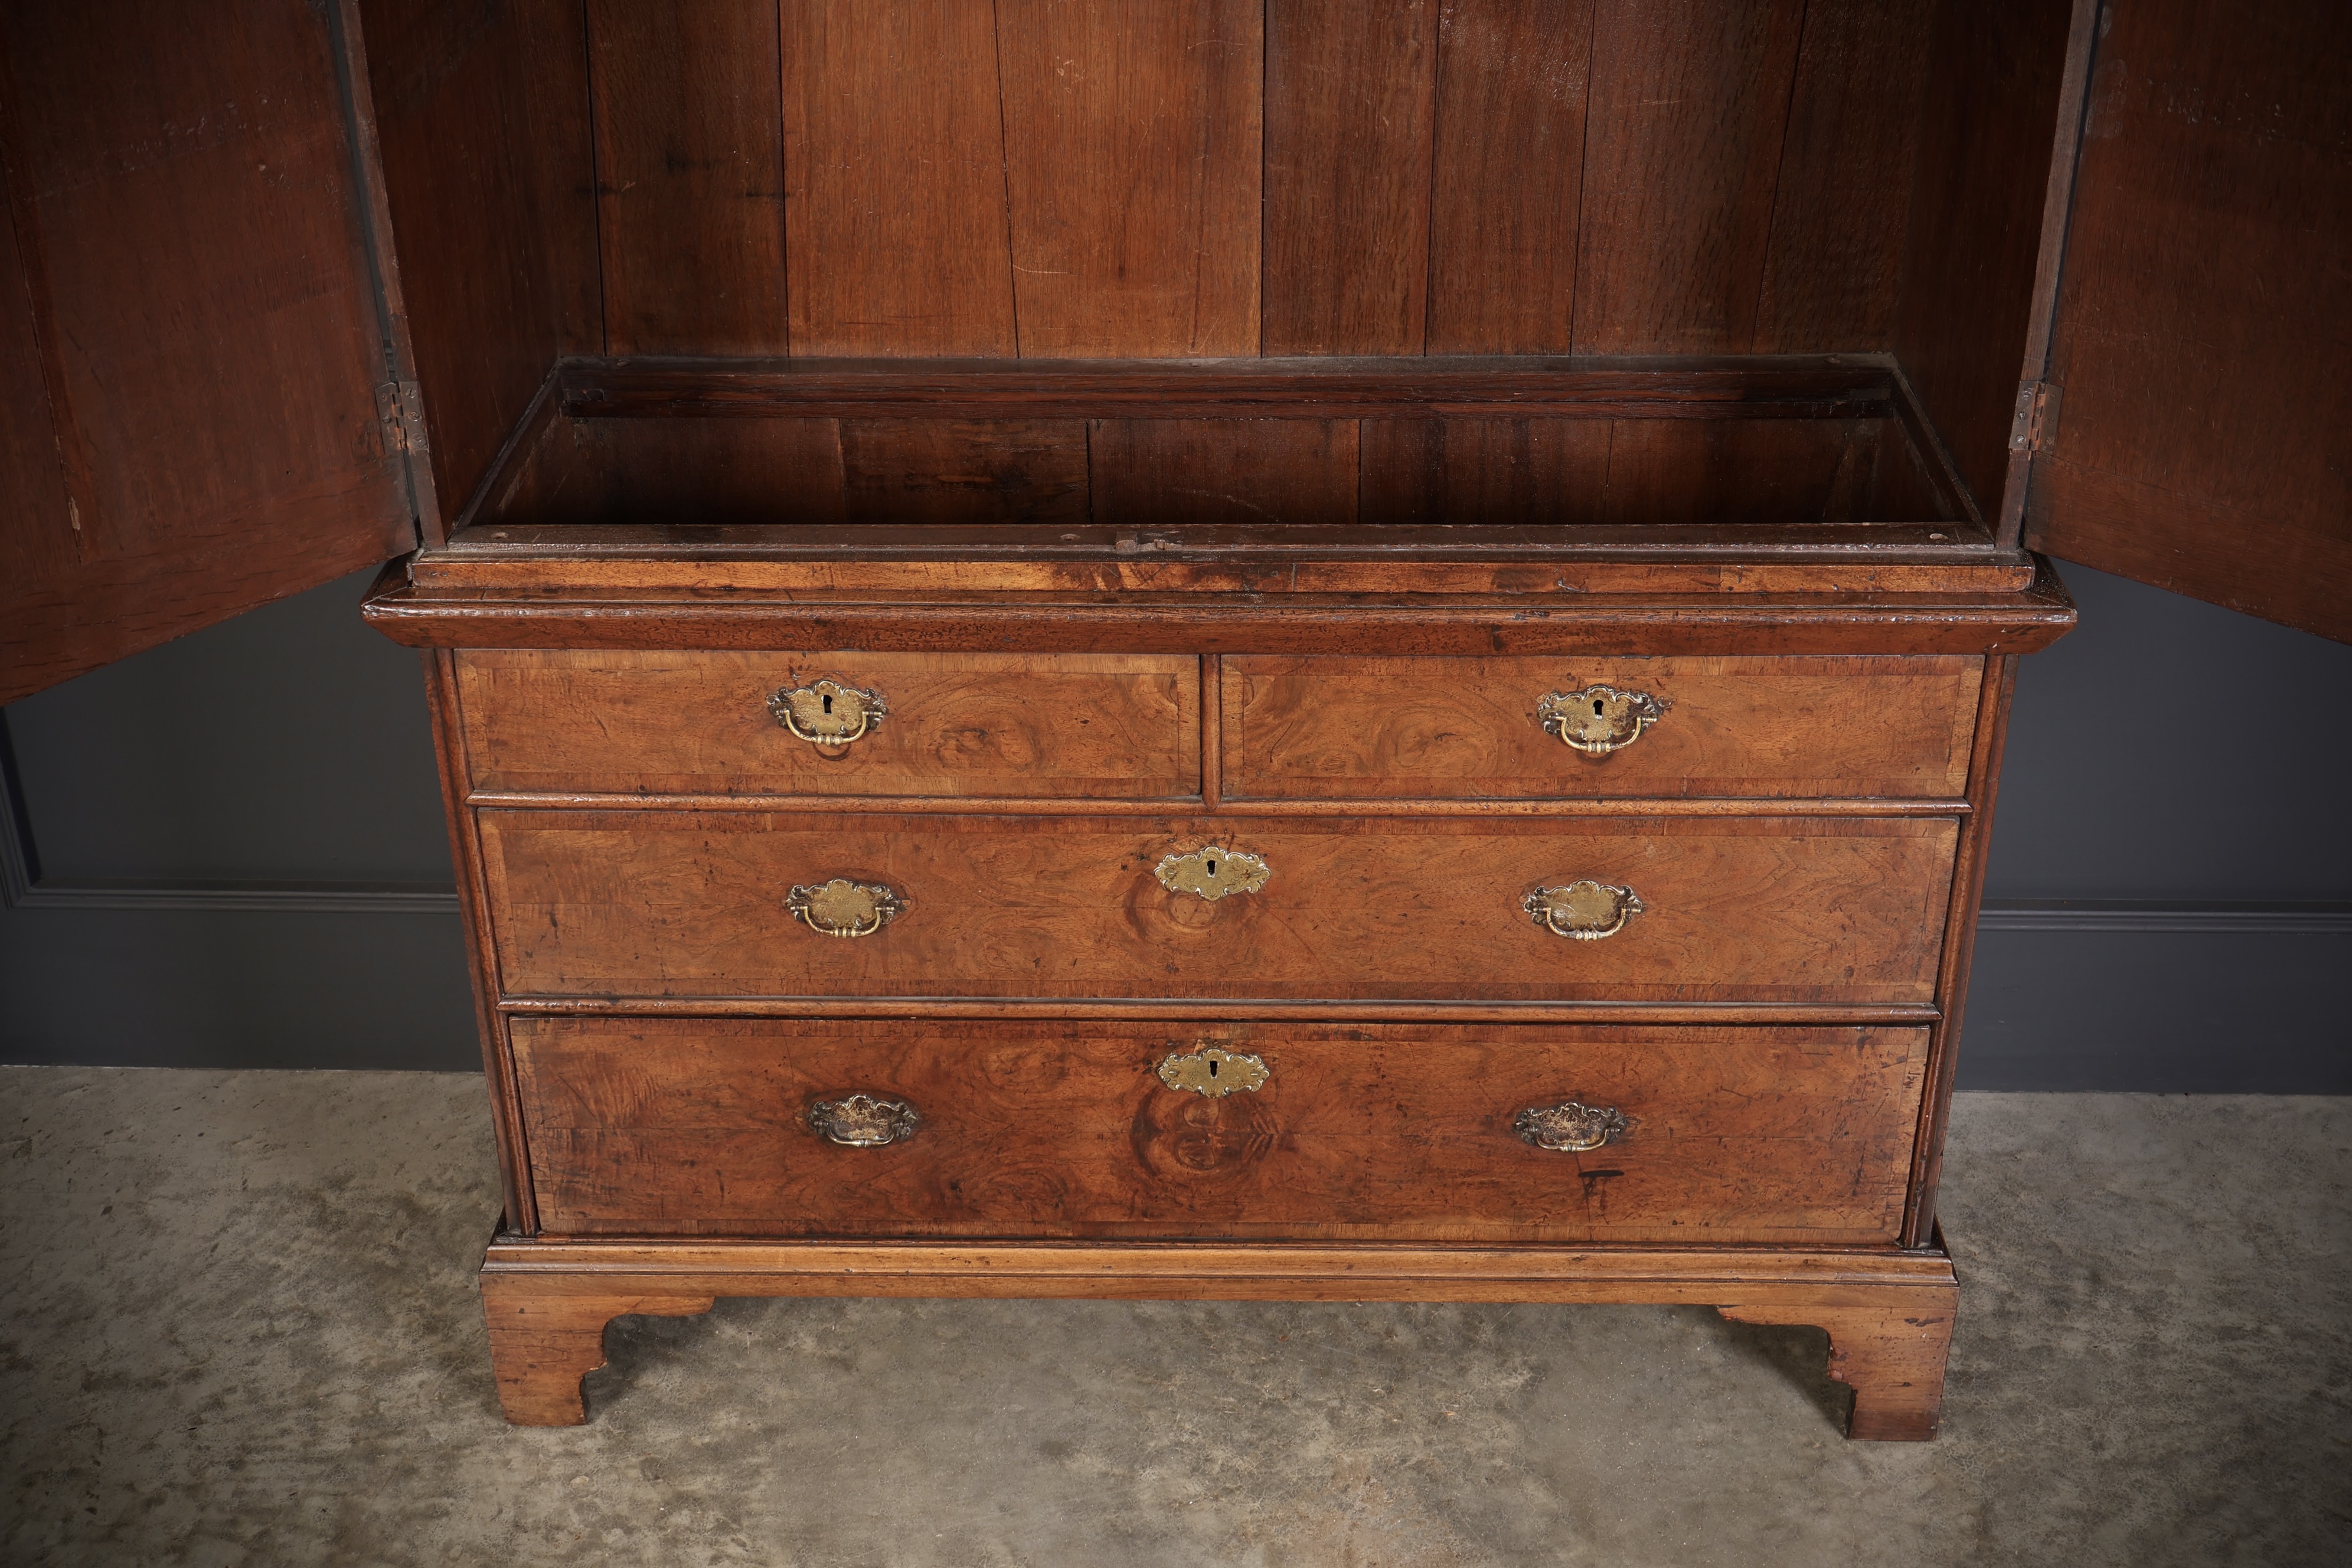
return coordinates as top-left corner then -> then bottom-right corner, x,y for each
2029,0 -> 2350,642
0,0 -> 416,704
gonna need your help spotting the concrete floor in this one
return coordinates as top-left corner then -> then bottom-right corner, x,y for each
0,1071 -> 2344,1567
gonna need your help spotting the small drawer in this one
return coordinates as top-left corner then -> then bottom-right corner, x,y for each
479,811 -> 1957,1003
454,651 -> 1199,798
510,1017 -> 1930,1244
1220,655 -> 1982,799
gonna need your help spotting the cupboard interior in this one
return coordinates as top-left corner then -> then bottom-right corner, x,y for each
358,0 -> 2082,556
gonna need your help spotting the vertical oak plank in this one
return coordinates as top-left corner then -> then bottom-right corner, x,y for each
1359,420 -> 1612,524
1753,1 -> 1934,351
1263,0 -> 1442,354
1571,0 -> 1805,352
841,420 -> 1090,525
1091,421 -> 1360,528
587,0 -> 787,354
780,0 -> 1015,356
996,0 -> 1261,357
1426,0 -> 1596,354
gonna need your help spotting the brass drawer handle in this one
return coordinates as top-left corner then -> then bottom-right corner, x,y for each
769,677 -> 887,746
1155,845 -> 1270,901
1515,1099 -> 1628,1152
786,877 -> 906,937
1157,1044 -> 1269,1097
1524,880 -> 1646,940
808,1093 -> 920,1146
1538,684 -> 1666,754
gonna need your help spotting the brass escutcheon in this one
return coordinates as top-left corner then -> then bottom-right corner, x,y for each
1537,684 -> 1667,754
1155,846 -> 1270,901
1524,880 -> 1647,940
1156,1044 -> 1270,1097
769,677 -> 887,745
808,1093 -> 920,1146
1514,1099 -> 1628,1152
786,877 -> 906,937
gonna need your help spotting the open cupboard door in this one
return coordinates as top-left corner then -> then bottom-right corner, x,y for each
2023,0 -> 2350,642
0,0 -> 429,705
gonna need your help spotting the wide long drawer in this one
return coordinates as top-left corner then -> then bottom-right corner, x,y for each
1221,655 -> 1982,799
478,811 -> 1958,1002
454,651 -> 1199,798
510,1017 -> 1930,1244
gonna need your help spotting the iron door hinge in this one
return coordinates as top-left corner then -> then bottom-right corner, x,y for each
2008,380 -> 2063,457
375,380 -> 430,459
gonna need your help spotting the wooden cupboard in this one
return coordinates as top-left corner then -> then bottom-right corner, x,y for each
3,0 -> 2343,1440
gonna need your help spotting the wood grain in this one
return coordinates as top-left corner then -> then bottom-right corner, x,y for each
454,650 -> 1198,798
0,0 -> 414,704
1089,420 -> 1361,528
1751,1 -> 1933,352
586,0 -> 785,354
840,420 -> 1088,526
1263,0 -> 1442,353
489,415 -> 847,527
779,0 -> 1015,355
1221,654 -> 1982,800
1358,419 -> 1614,526
1426,0 -> 1595,353
356,0 -> 599,522
476,811 -> 1958,1002
1597,418 -> 1899,525
2028,0 -> 2352,641
511,1017 -> 1929,1245
995,0 -> 1261,356
1572,0 -> 1805,352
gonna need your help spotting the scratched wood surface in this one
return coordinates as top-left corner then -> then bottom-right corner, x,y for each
2028,0 -> 2352,640
0,0 -> 415,703
455,650 -> 1199,798
510,1016 -> 1930,1244
1221,654 -> 1982,799
477,811 -> 1957,1002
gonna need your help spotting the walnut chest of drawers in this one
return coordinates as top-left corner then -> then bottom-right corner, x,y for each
365,397 -> 2075,1439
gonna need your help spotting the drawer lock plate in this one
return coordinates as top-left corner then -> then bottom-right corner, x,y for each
1155,846 -> 1270,901
1157,1044 -> 1270,1097
1514,1099 -> 1628,1152
808,1093 -> 921,1147
1537,684 -> 1667,754
770,677 -> 887,745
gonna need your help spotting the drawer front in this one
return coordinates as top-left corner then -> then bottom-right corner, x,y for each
1221,655 -> 1981,799
480,811 -> 1956,1002
455,651 -> 1199,798
511,1017 -> 1929,1244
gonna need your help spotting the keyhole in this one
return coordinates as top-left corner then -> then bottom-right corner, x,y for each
1593,699 -> 1605,715
1206,859 -> 1218,876
822,693 -> 834,714
1208,1059 -> 1219,1077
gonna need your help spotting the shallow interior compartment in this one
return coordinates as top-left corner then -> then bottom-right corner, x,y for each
458,355 -> 1975,547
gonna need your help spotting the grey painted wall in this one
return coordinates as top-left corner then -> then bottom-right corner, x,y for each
2,563 -> 2347,1087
